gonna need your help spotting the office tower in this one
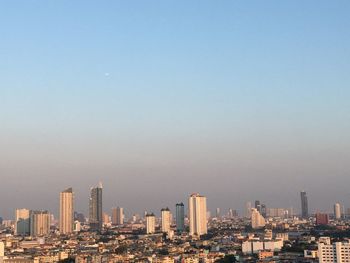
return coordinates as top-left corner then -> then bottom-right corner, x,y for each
300,191 -> 308,219
334,203 -> 341,220
59,187 -> 74,234
175,203 -> 185,232
161,208 -> 171,233
245,202 -> 252,218
216,208 -> 220,218
261,204 -> 267,218
318,240 -> 350,263
255,200 -> 261,212
15,208 -> 30,236
251,208 -> 266,229
103,212 -> 110,225
189,193 -> 207,236
89,182 -> 103,231
146,213 -> 155,234
30,210 -> 51,237
112,207 -> 124,225
316,213 -> 329,225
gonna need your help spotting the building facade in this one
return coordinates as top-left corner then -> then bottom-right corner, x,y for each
89,183 -> 103,231
59,187 -> 74,234
189,193 -> 207,236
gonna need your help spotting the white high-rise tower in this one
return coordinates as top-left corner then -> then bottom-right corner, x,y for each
189,193 -> 207,236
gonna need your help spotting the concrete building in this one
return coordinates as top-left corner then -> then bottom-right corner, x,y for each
112,207 -> 124,225
189,193 -> 207,236
334,203 -> 341,220
175,203 -> 185,232
15,208 -> 30,236
89,182 -> 103,231
300,191 -> 309,219
161,208 -> 171,234
146,213 -> 156,234
242,239 -> 283,254
59,187 -> 74,234
316,213 -> 329,225
251,208 -> 266,229
318,239 -> 350,263
30,210 -> 50,237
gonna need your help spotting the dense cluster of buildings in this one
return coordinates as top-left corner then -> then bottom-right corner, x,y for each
0,188 -> 350,263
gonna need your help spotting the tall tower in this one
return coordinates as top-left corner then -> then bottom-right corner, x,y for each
59,187 -> 74,234
146,213 -> 155,234
175,203 -> 185,232
15,208 -> 30,236
30,210 -> 51,237
300,191 -> 308,219
161,208 -> 171,233
89,183 -> 103,231
334,203 -> 341,220
112,207 -> 124,225
189,193 -> 207,236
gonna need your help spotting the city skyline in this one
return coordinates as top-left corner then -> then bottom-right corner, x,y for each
1,1 -> 350,219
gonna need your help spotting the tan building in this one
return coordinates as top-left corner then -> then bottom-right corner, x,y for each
161,208 -> 171,234
189,193 -> 207,236
111,207 -> 124,225
30,210 -> 51,236
59,188 -> 74,234
251,208 -> 266,229
146,213 -> 156,234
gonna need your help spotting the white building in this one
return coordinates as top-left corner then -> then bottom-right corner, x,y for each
318,239 -> 350,263
251,208 -> 266,229
189,193 -> 207,236
146,213 -> 156,234
161,208 -> 171,234
242,239 -> 284,254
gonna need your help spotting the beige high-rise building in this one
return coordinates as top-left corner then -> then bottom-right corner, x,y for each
161,208 -> 171,233
15,208 -> 30,236
146,213 -> 156,234
112,207 -> 124,225
30,210 -> 51,237
189,193 -> 207,236
334,203 -> 341,220
59,188 -> 74,234
251,208 -> 266,229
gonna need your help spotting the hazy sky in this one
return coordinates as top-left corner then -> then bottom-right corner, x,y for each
1,1 -> 350,219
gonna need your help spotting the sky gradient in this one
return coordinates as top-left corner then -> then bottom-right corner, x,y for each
1,1 -> 350,219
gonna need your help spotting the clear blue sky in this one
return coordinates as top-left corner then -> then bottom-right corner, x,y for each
1,1 -> 350,218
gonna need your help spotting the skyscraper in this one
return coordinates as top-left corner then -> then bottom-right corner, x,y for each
300,191 -> 308,219
112,207 -> 124,225
161,208 -> 171,234
175,203 -> 185,232
89,182 -> 103,231
251,208 -> 266,229
189,193 -> 207,236
15,208 -> 30,236
255,200 -> 261,212
59,187 -> 74,234
30,210 -> 51,237
146,213 -> 155,234
334,203 -> 341,220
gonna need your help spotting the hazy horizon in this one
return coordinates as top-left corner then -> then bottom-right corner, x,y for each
1,1 -> 350,219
